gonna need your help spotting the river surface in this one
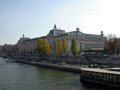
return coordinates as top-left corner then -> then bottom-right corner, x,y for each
0,57 -> 119,90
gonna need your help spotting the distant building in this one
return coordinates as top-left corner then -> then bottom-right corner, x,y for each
16,25 -> 106,54
0,45 -> 2,53
1,44 -> 15,56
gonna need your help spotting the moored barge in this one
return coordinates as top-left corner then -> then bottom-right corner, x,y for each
80,68 -> 120,87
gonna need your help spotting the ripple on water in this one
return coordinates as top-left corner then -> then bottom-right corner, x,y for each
0,57 -> 119,90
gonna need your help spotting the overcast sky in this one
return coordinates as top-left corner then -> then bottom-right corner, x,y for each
0,0 -> 120,45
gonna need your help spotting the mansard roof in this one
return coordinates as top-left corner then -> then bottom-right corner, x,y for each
52,29 -> 104,40
32,36 -> 46,41
17,36 -> 30,44
53,33 -> 68,38
68,30 -> 82,34
84,34 -> 102,39
48,28 -> 65,36
18,36 -> 46,43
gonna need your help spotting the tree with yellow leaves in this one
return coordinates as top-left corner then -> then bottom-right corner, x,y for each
71,37 -> 78,55
58,38 -> 62,54
43,39 -> 51,55
37,38 -> 44,54
54,39 -> 59,55
37,38 -> 51,55
62,37 -> 68,53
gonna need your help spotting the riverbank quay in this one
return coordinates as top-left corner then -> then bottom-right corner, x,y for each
15,59 -> 85,73
80,68 -> 120,87
14,54 -> 120,66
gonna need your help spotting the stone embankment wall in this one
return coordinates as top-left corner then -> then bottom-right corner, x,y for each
15,55 -> 90,64
86,55 -> 120,66
15,54 -> 120,66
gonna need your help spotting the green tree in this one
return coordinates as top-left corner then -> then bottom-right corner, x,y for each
54,39 -> 59,55
71,37 -> 78,55
62,37 -> 68,53
58,38 -> 62,54
36,38 -> 44,54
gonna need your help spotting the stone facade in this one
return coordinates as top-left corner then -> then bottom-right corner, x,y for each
16,25 -> 106,54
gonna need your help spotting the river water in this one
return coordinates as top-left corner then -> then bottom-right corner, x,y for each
0,57 -> 119,90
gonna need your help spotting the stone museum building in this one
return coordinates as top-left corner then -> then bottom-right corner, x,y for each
16,25 -> 106,54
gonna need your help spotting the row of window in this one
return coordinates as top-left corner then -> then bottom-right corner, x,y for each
84,43 -> 104,49
20,48 -> 35,53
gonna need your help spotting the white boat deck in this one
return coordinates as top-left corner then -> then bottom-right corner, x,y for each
81,68 -> 120,75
